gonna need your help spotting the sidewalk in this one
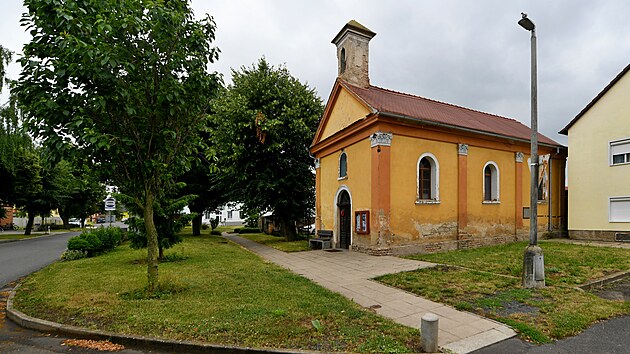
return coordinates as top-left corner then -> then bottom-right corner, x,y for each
223,234 -> 516,353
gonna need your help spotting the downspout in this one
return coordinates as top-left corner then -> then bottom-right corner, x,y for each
548,158 -> 552,231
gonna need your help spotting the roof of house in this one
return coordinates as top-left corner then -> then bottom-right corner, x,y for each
559,62 -> 630,135
340,80 -> 561,146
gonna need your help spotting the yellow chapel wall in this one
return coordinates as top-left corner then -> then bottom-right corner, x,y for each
320,88 -> 371,141
388,135 -> 458,246
566,72 -> 630,234
318,138 -> 372,246
464,146 -> 516,237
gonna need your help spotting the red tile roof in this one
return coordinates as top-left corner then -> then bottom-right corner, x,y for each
341,81 -> 561,146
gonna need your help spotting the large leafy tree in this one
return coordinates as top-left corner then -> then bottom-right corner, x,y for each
180,156 -> 230,236
211,58 -> 323,240
16,0 -> 221,292
54,159 -> 106,228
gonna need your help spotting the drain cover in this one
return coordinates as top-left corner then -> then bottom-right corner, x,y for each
324,248 -> 343,252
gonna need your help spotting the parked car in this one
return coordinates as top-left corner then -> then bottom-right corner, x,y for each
96,217 -> 106,223
69,218 -> 81,227
300,223 -> 315,235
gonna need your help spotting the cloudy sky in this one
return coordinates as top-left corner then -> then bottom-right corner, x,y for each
2,0 -> 630,145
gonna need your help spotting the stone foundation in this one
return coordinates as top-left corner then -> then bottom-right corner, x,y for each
569,229 -> 630,242
351,244 -> 393,256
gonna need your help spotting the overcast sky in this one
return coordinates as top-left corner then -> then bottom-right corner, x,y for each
2,1 -> 630,145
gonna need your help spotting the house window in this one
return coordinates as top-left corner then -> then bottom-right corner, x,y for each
339,151 -> 348,179
354,211 -> 369,234
483,162 -> 500,202
227,210 -> 233,219
340,48 -> 346,74
417,153 -> 439,203
610,139 -> 630,165
610,197 -> 630,222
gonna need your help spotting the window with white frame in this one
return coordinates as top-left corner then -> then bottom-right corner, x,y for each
610,197 -> 630,222
339,151 -> 348,178
610,139 -> 630,165
483,162 -> 500,202
417,153 -> 439,202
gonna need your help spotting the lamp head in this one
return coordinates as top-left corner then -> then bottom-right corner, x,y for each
518,13 -> 535,31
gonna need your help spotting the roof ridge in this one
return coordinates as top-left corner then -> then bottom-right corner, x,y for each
367,84 -> 522,124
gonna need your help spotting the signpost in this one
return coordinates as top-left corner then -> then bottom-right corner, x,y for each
104,197 -> 116,226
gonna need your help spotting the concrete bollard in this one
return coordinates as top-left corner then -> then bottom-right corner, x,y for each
421,312 -> 439,353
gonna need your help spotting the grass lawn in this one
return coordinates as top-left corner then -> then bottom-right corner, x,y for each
238,232 -> 311,252
13,232 -> 420,353
376,241 -> 630,343
0,233 -> 35,240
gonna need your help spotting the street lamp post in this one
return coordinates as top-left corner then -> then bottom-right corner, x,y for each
519,13 -> 545,288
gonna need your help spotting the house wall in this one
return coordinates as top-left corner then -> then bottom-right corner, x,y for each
566,71 -> 630,239
0,206 -> 14,227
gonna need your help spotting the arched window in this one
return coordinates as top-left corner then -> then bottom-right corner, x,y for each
339,151 -> 347,178
419,158 -> 432,199
417,153 -> 439,202
483,162 -> 500,202
340,48 -> 346,74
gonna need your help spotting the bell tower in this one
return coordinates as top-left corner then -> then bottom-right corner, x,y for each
331,20 -> 376,88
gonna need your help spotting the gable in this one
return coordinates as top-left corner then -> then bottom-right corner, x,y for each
560,63 -> 630,135
313,83 -> 372,145
568,67 -> 630,138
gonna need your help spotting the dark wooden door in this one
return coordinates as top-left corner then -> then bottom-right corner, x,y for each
337,191 -> 351,249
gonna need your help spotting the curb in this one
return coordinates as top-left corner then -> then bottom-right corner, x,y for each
6,284 -> 318,354
579,270 -> 630,291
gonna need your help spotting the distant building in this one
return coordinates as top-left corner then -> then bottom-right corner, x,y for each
311,21 -> 567,255
0,206 -> 14,227
203,204 -> 245,227
560,63 -> 630,241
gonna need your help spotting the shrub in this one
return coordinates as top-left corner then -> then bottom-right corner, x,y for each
61,249 -> 88,261
210,230 -> 221,236
238,227 -> 260,234
201,223 -> 209,230
66,227 -> 123,257
210,217 -> 219,230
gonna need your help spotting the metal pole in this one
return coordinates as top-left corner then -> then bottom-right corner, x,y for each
529,28 -> 538,246
520,13 -> 545,288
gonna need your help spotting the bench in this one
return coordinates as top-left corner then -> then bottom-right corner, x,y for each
309,230 -> 333,250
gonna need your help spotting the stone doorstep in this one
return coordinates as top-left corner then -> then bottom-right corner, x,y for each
5,285 -> 320,354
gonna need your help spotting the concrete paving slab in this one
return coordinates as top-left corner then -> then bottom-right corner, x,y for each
223,235 -> 516,353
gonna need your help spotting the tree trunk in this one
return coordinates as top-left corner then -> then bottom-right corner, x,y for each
24,212 -> 35,235
192,213 -> 202,236
60,212 -> 70,229
159,245 -> 164,261
144,192 -> 159,293
279,216 -> 297,241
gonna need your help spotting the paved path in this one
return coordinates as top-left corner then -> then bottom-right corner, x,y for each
224,234 -> 516,353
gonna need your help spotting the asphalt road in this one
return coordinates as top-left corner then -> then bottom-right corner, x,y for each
0,231 -> 173,353
0,232 -> 79,288
473,315 -> 630,353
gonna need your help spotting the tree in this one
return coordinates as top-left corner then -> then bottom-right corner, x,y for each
54,160 -> 106,228
16,0 -> 221,292
211,58 -> 323,240
179,156 -> 230,236
121,187 -> 193,260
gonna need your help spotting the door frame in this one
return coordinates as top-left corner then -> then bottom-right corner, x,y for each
334,186 -> 352,249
